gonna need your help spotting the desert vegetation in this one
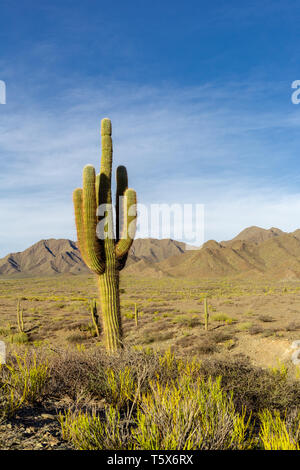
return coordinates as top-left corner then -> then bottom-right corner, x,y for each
0,273 -> 300,449
0,346 -> 300,450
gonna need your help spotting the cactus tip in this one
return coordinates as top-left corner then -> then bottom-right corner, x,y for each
101,118 -> 112,136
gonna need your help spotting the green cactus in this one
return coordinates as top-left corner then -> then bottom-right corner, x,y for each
73,118 -> 137,352
90,299 -> 100,337
134,303 -> 139,327
204,298 -> 209,331
17,299 -> 24,333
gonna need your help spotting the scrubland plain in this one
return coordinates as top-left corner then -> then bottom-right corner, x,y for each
0,273 -> 300,450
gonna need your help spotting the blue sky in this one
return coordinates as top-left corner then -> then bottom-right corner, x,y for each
1,0 -> 300,256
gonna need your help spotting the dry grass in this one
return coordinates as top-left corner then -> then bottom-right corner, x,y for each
0,345 -> 300,449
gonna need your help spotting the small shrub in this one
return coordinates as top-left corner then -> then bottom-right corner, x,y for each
131,375 -> 253,449
7,332 -> 29,344
194,339 -> 217,355
238,322 -> 253,331
221,339 -> 235,350
259,409 -> 300,450
0,327 -> 11,338
211,314 -> 235,324
59,406 -> 128,450
258,315 -> 274,323
249,326 -> 263,335
105,367 -> 136,408
286,322 -> 300,332
0,352 -> 49,420
66,333 -> 87,344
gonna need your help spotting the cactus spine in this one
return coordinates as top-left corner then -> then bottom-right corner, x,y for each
73,118 -> 137,352
204,298 -> 209,331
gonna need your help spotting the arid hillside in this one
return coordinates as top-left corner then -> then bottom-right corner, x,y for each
2,226 -> 300,279
155,229 -> 300,279
0,238 -> 188,277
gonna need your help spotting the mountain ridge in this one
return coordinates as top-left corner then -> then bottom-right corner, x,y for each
0,237 -> 189,277
1,226 -> 300,279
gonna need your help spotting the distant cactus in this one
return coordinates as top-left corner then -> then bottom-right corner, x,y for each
90,299 -> 100,337
134,303 -> 139,327
73,118 -> 137,352
17,299 -> 24,333
204,298 -> 209,331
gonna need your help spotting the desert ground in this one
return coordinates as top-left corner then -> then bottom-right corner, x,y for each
0,273 -> 299,368
1,272 -> 300,450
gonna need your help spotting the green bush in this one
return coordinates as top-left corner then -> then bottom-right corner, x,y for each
59,374 -> 253,450
0,351 -> 49,420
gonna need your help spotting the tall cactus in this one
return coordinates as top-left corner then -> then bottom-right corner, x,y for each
73,118 -> 137,352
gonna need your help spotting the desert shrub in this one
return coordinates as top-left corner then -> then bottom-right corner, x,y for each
132,375 -> 253,450
221,339 -> 235,350
124,311 -> 134,320
258,315 -> 274,323
261,328 -> 278,337
199,357 -> 300,418
186,317 -> 200,328
210,331 -> 233,343
269,361 -> 288,380
249,325 -> 263,335
141,333 -> 155,344
193,338 -> 217,355
48,348 -> 300,417
286,322 -> 300,331
6,351 -> 49,403
259,409 -> 300,450
104,367 -> 137,408
59,375 -> 253,450
43,347 -> 300,450
211,314 -> 235,324
0,351 -> 49,420
7,332 -> 29,344
46,349 -> 103,400
66,333 -> 87,344
48,348 -> 164,403
238,321 -> 253,331
59,406 -> 129,450
0,327 -> 11,338
175,334 -> 196,348
157,331 -> 174,342
172,315 -> 200,328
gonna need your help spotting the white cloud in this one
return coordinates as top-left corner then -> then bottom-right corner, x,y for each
0,79 -> 299,256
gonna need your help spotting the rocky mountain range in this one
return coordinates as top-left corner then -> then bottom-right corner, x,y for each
1,226 -> 300,279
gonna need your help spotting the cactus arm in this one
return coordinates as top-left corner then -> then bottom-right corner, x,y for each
115,165 -> 128,242
95,173 -> 100,209
82,165 -> 105,274
99,118 -> 115,242
99,118 -> 113,206
115,188 -> 137,260
73,188 -> 89,266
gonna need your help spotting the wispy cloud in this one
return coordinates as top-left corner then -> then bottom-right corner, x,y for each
0,78 -> 299,256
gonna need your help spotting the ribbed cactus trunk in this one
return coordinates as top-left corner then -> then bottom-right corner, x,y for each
73,118 -> 137,352
98,270 -> 121,350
